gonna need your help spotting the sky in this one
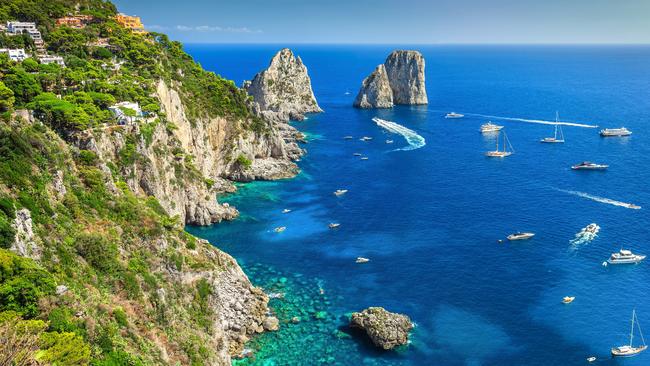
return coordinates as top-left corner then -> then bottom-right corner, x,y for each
111,0 -> 650,44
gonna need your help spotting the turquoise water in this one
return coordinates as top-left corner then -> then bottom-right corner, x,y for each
187,45 -> 650,365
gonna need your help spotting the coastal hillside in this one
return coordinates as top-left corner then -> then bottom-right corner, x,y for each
0,0 -> 296,364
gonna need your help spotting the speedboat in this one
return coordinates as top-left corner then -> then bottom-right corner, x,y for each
355,257 -> 370,263
445,112 -> 464,119
343,136 -> 353,140
274,226 -> 286,233
328,223 -> 340,229
386,139 -> 394,144
626,203 -> 642,210
334,189 -> 348,196
600,127 -> 632,137
587,356 -> 596,363
611,310 -> 647,357
607,249 -> 646,264
360,136 -> 373,141
584,223 -> 599,234
360,157 -> 369,160
353,153 -> 362,156
480,122 -> 503,133
562,296 -> 575,304
571,162 -> 608,170
507,232 -> 535,241
282,209 -> 291,214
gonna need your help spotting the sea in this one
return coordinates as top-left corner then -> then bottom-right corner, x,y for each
185,44 -> 650,366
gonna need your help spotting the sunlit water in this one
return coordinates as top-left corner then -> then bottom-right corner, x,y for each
186,44 -> 650,366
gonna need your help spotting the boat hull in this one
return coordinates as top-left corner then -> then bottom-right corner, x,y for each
540,138 -> 565,143
485,151 -> 512,158
611,345 -> 647,357
507,233 -> 535,241
607,255 -> 646,264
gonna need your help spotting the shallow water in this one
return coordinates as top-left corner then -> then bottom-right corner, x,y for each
186,44 -> 650,365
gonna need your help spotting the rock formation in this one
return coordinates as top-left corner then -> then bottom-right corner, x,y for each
352,65 -> 393,109
354,50 -> 427,109
244,48 -> 322,122
350,307 -> 414,350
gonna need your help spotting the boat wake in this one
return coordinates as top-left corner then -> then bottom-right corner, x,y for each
462,113 -> 598,128
555,189 -> 641,210
569,223 -> 600,247
372,117 -> 426,151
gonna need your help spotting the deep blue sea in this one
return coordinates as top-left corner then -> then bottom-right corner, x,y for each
186,44 -> 650,366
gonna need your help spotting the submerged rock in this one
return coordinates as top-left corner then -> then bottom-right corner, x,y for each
354,50 -> 427,109
263,316 -> 280,331
244,48 -> 322,122
350,307 -> 413,350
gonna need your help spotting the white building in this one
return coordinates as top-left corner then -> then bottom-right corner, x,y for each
6,21 -> 37,34
108,102 -> 143,125
0,48 -> 27,62
39,55 -> 65,66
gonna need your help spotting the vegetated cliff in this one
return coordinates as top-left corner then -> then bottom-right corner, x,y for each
0,1 -> 301,365
354,50 -> 427,109
244,48 -> 322,122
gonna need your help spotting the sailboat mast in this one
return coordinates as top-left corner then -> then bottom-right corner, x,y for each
631,310 -> 636,346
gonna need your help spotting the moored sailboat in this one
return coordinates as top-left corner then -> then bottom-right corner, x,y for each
485,130 -> 514,157
611,309 -> 647,357
540,112 -> 565,143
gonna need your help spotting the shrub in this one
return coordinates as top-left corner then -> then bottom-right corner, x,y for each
235,154 -> 252,169
74,233 -> 119,273
0,249 -> 56,318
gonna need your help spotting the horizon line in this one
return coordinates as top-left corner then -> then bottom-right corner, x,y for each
180,41 -> 650,46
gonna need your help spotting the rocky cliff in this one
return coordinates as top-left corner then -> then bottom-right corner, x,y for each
244,48 -> 322,121
354,50 -> 428,109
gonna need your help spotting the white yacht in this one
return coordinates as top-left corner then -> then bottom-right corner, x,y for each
282,209 -> 291,214
611,310 -> 647,357
355,257 -> 370,263
600,127 -> 632,137
507,232 -> 535,241
571,162 -> 608,170
360,136 -> 373,141
334,189 -> 348,196
445,112 -> 464,119
274,226 -> 286,233
386,139 -> 394,144
480,122 -> 503,133
485,130 -> 514,157
328,223 -> 340,229
607,249 -> 646,265
541,112 -> 565,143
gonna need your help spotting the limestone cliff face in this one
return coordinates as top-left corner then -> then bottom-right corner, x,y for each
353,64 -> 394,109
354,50 -> 428,109
74,80 -> 303,226
244,48 -> 322,121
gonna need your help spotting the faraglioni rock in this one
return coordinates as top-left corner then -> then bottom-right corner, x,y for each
244,48 -> 322,121
354,50 -> 428,109
350,307 -> 414,350
353,64 -> 394,109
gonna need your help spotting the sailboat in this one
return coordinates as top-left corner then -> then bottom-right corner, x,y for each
540,112 -> 565,143
611,309 -> 648,357
485,130 -> 514,157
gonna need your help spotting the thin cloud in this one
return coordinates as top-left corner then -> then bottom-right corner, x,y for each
174,25 -> 262,33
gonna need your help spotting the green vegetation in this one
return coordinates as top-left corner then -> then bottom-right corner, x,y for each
236,154 -> 253,169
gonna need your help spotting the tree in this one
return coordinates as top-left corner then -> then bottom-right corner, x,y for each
0,81 -> 14,112
2,68 -> 42,106
0,312 -> 47,366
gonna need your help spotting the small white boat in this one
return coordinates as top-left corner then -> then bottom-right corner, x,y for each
355,257 -> 370,263
334,189 -> 348,196
486,130 -> 514,158
386,139 -> 394,144
600,127 -> 632,137
540,112 -> 565,143
586,356 -> 596,362
584,223 -> 599,234
282,209 -> 291,214
611,309 -> 647,357
480,122 -> 503,133
360,157 -> 369,160
328,223 -> 340,229
607,249 -> 646,264
343,136 -> 353,140
571,162 -> 608,170
445,112 -> 464,119
353,153 -> 362,156
274,226 -> 286,233
360,136 -> 373,141
562,296 -> 575,304
507,232 -> 535,241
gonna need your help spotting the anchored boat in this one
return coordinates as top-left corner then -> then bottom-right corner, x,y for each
600,127 -> 632,137
571,162 -> 608,170
540,112 -> 565,143
507,232 -> 535,241
486,130 -> 514,158
480,122 -> 503,133
607,249 -> 646,265
611,309 -> 647,357
445,112 -> 464,119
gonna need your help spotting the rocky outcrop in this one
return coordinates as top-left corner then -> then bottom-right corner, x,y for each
244,48 -> 322,122
11,208 -> 41,260
354,50 -> 427,109
353,65 -> 394,109
350,307 -> 414,350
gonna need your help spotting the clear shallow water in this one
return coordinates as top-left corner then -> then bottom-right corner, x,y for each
186,44 -> 650,365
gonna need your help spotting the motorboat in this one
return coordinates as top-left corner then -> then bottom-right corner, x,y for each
586,356 -> 596,362
486,130 -> 514,158
353,153 -> 362,156
540,112 -> 565,143
507,232 -> 535,241
361,157 -> 369,160
360,136 -> 373,141
600,127 -> 632,137
334,189 -> 348,196
328,223 -> 340,229
480,122 -> 503,133
571,162 -> 608,170
445,112 -> 464,119
386,139 -> 394,144
562,296 -> 575,304
282,209 -> 291,214
355,257 -> 370,263
344,136 -> 353,140
584,223 -> 599,234
274,226 -> 286,233
607,249 -> 646,264
611,310 -> 647,357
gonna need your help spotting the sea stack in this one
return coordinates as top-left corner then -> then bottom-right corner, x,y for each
350,307 -> 414,350
244,48 -> 322,122
354,50 -> 427,109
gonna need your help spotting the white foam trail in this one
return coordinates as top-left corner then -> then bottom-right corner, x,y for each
372,117 -> 426,151
555,188 -> 641,210
569,223 -> 600,248
463,113 -> 599,128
